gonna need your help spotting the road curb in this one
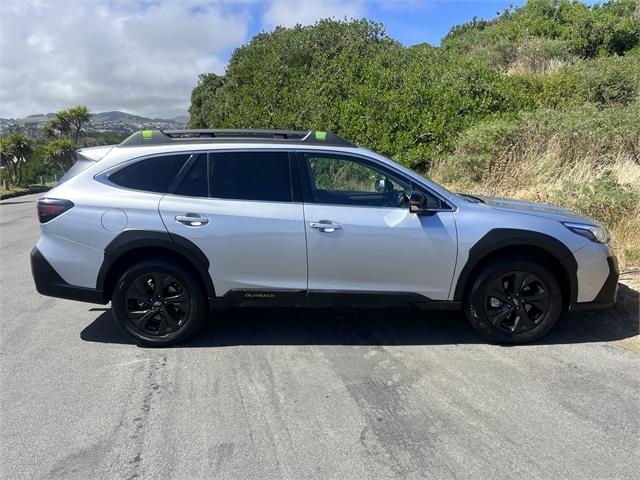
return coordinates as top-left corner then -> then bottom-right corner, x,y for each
1,186 -> 51,200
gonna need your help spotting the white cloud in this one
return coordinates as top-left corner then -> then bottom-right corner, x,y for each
0,0 -> 250,118
262,0 -> 365,28
0,0 -> 423,118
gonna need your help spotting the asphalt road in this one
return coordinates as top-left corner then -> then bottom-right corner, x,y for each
1,194 -> 639,480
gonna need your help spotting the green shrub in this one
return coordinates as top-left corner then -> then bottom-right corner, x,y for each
443,0 -> 640,60
191,20 -> 527,172
433,103 -> 640,186
431,118 -> 520,182
509,69 -> 581,108
511,37 -> 574,72
434,154 -> 493,183
509,56 -> 639,108
552,173 -> 639,226
575,57 -> 640,105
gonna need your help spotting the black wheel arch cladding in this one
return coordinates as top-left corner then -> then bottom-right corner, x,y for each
97,230 -> 215,301
453,228 -> 578,305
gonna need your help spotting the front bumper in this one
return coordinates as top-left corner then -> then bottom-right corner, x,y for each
31,247 -> 106,304
569,256 -> 619,311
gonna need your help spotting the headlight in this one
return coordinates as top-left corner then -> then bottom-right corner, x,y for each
563,222 -> 610,244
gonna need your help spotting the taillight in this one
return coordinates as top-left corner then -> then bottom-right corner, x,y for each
37,198 -> 74,223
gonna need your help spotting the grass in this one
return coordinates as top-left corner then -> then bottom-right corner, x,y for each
0,182 -> 55,199
430,103 -> 640,270
0,185 -> 30,198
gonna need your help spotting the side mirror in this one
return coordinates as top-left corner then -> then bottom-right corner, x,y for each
409,190 -> 430,215
375,179 -> 386,193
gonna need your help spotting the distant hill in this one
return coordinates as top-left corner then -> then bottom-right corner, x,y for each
90,110 -> 186,124
21,113 -> 56,123
172,115 -> 189,124
0,110 -> 189,136
91,111 -> 151,123
2,110 -> 187,125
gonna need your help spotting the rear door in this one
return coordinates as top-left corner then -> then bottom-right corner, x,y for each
159,150 -> 307,297
299,151 -> 458,300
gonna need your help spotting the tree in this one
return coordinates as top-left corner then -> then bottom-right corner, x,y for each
44,138 -> 76,173
42,105 -> 90,173
189,73 -> 225,128
44,105 -> 90,147
188,19 -> 523,169
0,133 -> 36,185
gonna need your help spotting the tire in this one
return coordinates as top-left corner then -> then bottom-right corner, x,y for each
463,257 -> 562,344
111,259 -> 207,346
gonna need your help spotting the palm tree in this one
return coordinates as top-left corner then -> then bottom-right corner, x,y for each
0,133 -> 35,185
44,138 -> 76,173
44,105 -> 90,147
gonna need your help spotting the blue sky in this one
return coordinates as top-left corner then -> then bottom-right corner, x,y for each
249,1 -> 526,48
366,1 -> 526,46
1,1 -> 533,118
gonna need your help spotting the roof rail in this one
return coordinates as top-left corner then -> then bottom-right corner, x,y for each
119,129 -> 356,147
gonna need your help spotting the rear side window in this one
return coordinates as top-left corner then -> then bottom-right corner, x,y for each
109,154 -> 190,193
210,151 -> 292,202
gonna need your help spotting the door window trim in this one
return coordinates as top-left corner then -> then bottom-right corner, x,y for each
295,150 -> 456,211
161,148 -> 298,204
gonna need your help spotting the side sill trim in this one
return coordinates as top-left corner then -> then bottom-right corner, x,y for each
208,289 -> 462,310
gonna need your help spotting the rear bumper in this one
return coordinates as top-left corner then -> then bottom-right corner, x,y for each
31,247 -> 106,304
569,256 -> 619,311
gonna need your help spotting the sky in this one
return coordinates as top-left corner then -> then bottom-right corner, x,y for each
0,0 -> 527,119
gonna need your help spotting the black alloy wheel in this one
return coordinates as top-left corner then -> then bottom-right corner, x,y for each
484,271 -> 550,334
464,258 -> 562,344
125,272 -> 191,336
112,260 -> 207,346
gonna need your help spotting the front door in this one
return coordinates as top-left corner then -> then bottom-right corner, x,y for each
300,152 -> 457,300
159,151 -> 307,297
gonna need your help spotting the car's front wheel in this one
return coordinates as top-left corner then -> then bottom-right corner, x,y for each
464,257 -> 563,344
111,259 -> 206,346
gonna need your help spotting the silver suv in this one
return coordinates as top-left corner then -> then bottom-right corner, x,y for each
31,129 -> 618,346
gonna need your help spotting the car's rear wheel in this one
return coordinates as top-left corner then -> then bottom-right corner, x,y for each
464,258 -> 562,344
111,259 -> 206,346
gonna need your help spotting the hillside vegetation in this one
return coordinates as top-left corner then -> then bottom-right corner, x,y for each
189,0 -> 640,268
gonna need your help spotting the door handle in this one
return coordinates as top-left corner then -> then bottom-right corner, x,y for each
310,221 -> 342,232
175,214 -> 209,227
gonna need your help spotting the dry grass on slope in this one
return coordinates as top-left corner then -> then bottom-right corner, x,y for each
430,104 -> 640,269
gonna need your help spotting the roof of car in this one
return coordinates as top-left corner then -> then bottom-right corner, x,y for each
119,129 -> 356,148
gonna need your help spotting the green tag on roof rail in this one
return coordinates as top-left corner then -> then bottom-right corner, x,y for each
142,130 -> 153,139
315,131 -> 327,141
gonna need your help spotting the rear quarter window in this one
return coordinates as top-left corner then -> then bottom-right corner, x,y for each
109,154 -> 190,193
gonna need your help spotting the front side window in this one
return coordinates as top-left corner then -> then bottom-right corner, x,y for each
306,154 -> 412,208
209,151 -> 292,202
109,153 -> 190,193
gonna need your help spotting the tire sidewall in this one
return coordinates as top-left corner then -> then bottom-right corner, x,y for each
464,259 -> 563,344
112,260 -> 206,346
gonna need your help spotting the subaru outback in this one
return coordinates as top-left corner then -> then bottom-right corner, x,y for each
31,129 -> 618,346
